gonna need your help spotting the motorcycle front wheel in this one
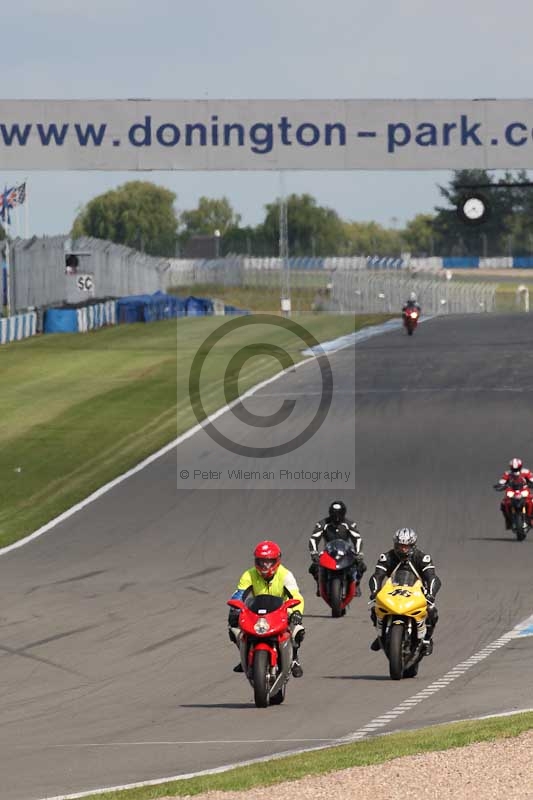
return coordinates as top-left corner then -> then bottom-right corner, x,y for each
388,624 -> 404,680
330,576 -> 343,617
270,684 -> 286,705
514,512 -> 527,541
252,650 -> 270,708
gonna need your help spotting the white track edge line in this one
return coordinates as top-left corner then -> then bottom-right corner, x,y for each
40,612 -> 533,800
0,320 -> 396,558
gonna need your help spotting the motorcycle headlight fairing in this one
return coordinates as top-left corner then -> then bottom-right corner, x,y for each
254,619 -> 271,634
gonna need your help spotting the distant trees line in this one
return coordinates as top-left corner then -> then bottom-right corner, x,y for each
63,169 -> 533,259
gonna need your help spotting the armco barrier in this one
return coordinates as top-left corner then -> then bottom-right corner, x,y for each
0,311 -> 37,344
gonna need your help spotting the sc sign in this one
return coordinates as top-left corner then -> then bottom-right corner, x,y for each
76,274 -> 94,293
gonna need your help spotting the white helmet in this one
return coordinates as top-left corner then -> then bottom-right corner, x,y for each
409,292 -> 417,302
393,527 -> 417,559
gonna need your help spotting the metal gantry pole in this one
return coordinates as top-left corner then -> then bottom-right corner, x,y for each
279,173 -> 291,317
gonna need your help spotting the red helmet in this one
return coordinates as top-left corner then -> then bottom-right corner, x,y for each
510,458 -> 523,474
254,540 -> 281,580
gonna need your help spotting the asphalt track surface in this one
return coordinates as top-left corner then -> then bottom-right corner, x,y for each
2,314 -> 533,799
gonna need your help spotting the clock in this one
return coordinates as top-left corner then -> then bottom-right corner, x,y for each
457,193 -> 490,225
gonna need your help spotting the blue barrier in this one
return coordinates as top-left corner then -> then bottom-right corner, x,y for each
224,304 -> 250,316
442,257 -> 480,268
44,308 -> 78,333
513,257 -> 533,269
44,302 -> 116,334
117,292 -> 188,323
185,296 -> 214,316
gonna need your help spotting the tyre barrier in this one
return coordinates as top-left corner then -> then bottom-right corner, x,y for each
0,311 -> 37,345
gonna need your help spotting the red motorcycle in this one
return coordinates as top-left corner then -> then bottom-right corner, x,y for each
318,538 -> 359,618
227,594 -> 300,708
499,481 -> 533,541
403,308 -> 419,335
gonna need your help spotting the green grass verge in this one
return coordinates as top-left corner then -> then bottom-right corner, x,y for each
0,313 -> 390,548
169,281 -> 331,314
495,281 -> 533,312
70,710 -> 533,799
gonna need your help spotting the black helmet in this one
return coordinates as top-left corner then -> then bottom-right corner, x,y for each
329,500 -> 347,524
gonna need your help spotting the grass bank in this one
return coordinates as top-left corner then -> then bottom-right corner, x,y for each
494,281 -> 533,312
0,313 -> 387,548
169,281 -> 331,314
72,711 -> 533,799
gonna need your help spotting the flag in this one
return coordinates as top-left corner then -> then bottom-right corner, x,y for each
0,186 -> 15,224
0,182 -> 26,224
15,182 -> 25,206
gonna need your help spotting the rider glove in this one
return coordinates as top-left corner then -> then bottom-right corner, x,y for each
290,610 -> 303,626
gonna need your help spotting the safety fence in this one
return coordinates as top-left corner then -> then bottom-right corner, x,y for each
10,235 -> 170,311
0,311 -> 37,345
330,271 -> 498,315
6,235 -> 531,319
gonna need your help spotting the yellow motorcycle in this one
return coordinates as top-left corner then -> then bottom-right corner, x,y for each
373,566 -> 428,680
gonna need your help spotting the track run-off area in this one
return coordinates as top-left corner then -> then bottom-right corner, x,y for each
1,313 -> 533,800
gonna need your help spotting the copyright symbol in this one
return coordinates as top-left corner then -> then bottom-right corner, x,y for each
180,470 -> 189,479
188,314 -> 333,458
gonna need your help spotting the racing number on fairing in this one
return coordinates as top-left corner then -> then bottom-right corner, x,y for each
388,589 -> 412,597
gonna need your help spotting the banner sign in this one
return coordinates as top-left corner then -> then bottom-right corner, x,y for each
3,99 -> 533,170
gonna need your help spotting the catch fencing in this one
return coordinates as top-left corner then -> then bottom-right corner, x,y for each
6,239 -> 499,316
10,236 -> 171,311
165,256 -> 368,289
330,271 -> 498,314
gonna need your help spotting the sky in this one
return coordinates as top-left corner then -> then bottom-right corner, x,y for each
4,0 -> 533,237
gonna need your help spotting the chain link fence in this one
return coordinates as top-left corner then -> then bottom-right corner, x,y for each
10,235 -> 171,311
8,239 -> 500,316
330,270 -> 498,314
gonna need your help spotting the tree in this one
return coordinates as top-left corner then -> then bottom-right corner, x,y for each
71,181 -> 178,257
179,197 -> 241,237
343,220 -> 404,256
402,214 -> 439,257
260,193 -> 347,256
432,169 -> 531,257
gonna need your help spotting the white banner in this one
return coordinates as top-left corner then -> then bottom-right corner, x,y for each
3,99 -> 533,170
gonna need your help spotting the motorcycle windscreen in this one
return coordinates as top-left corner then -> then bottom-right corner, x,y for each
247,594 -> 284,614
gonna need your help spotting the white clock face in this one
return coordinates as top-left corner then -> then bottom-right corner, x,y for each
462,196 -> 486,220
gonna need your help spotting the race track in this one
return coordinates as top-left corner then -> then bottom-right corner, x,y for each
1,313 -> 533,800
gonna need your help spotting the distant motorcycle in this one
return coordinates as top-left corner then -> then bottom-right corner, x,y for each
372,567 -> 428,680
501,483 -> 532,542
403,308 -> 419,335
227,594 -> 300,708
494,479 -> 533,542
317,538 -> 359,618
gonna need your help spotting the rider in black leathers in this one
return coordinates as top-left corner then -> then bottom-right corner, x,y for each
368,527 -> 441,656
308,500 -> 367,596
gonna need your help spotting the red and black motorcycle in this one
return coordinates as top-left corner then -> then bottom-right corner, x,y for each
227,594 -> 300,708
497,480 -> 533,542
318,538 -> 359,617
403,308 -> 419,335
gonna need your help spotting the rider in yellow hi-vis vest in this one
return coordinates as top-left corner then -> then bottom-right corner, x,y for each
228,540 -> 305,677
